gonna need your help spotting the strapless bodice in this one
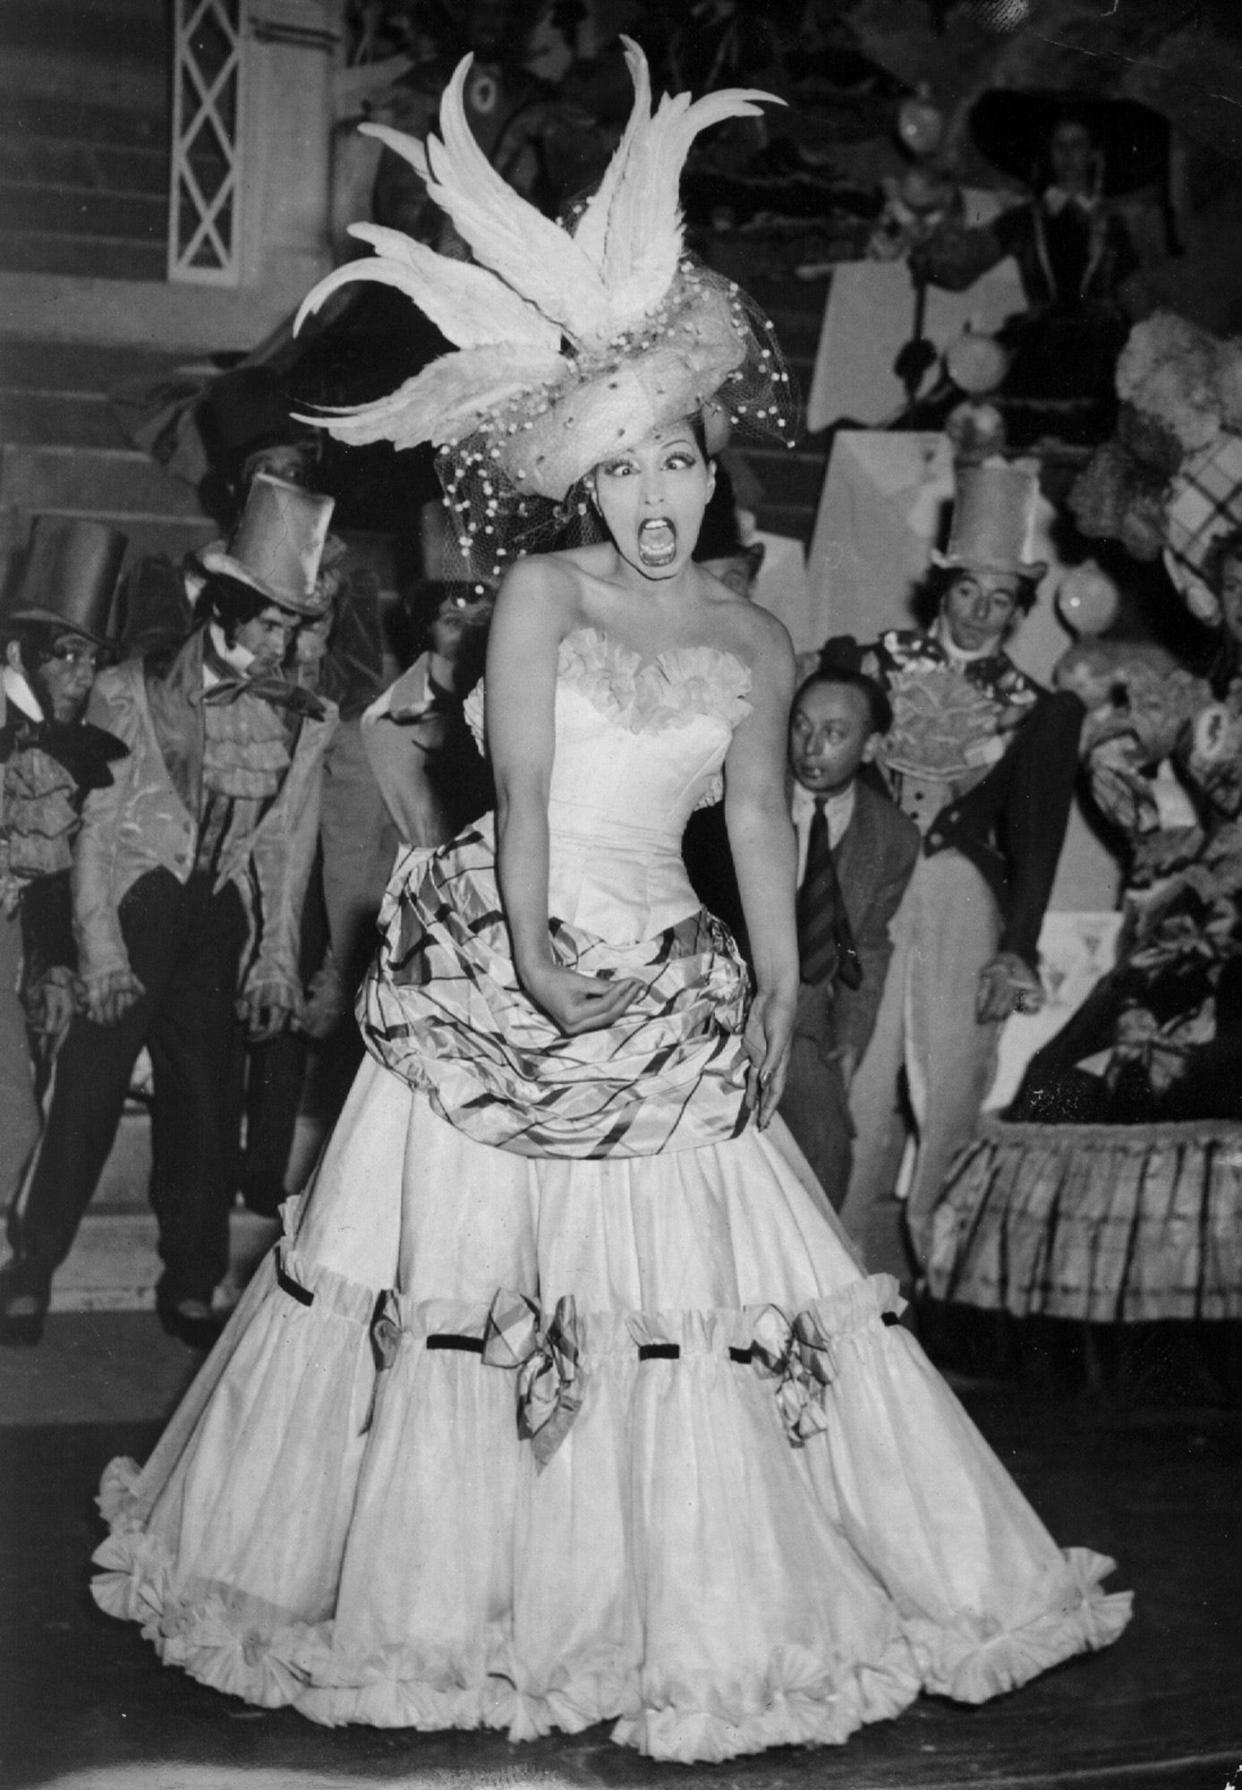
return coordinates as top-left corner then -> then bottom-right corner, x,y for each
468,625 -> 752,942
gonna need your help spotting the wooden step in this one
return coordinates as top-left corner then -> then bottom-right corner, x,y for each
0,92 -> 167,149
0,229 -> 165,281
0,134 -> 167,198
0,337 -> 206,395
0,45 -> 167,119
0,181 -> 164,242
0,0 -> 169,61
0,390 -> 133,450
0,441 -> 207,517
49,1208 -> 279,1313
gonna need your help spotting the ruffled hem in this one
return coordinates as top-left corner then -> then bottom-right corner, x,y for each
92,1506 -> 1128,1759
90,1217 -> 1132,1764
929,1115 -> 1242,1320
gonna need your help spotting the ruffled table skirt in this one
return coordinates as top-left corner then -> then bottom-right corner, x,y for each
929,1116 -> 1242,1322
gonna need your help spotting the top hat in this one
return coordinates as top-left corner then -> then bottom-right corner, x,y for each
6,517 -> 128,645
198,473 -> 336,617
970,90 -> 1169,199
932,459 -> 1048,582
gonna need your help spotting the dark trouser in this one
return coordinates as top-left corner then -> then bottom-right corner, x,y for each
779,1034 -> 853,1222
12,868 -> 246,1305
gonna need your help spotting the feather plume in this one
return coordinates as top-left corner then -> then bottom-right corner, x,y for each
416,57 -> 611,342
291,345 -> 567,450
357,119 -> 431,184
598,76 -> 780,335
300,223 -> 559,351
570,37 -> 651,274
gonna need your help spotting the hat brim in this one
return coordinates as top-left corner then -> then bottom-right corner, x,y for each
969,90 -> 1169,197
931,550 -> 1049,582
196,543 -> 328,617
4,605 -> 118,647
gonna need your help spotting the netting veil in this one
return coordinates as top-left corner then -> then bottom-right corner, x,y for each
295,38 -> 800,578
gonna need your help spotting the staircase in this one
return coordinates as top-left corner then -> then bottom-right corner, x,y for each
713,266 -> 832,548
0,0 -> 169,284
0,339 -> 218,597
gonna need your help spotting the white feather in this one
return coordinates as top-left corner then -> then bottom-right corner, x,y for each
598,83 -> 780,335
292,344 -> 568,450
570,36 -> 650,273
358,119 -> 430,183
417,57 -> 611,341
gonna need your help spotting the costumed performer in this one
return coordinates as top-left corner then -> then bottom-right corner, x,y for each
89,42 -> 1130,1764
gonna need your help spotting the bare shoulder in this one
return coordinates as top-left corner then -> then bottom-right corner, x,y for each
493,550 -> 585,643
717,597 -> 795,694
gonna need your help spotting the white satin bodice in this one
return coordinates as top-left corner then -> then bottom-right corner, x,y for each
469,626 -> 752,945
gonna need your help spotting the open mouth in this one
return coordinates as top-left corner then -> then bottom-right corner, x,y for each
638,518 -> 677,568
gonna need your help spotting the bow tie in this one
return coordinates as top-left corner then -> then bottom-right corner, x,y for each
1043,187 -> 1097,217
0,718 -> 126,792
204,674 -> 328,723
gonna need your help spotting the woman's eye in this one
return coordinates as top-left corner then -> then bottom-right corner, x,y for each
665,452 -> 695,470
602,461 -> 634,477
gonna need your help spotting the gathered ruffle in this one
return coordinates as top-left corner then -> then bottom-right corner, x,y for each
91,1216 -> 1130,1761
929,1115 -> 1242,1321
360,821 -> 751,1158
465,624 -> 752,758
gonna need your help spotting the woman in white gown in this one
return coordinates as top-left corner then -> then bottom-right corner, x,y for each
91,41 -> 1131,1765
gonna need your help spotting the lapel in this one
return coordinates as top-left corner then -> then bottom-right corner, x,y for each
832,782 -> 878,930
145,627 -> 205,817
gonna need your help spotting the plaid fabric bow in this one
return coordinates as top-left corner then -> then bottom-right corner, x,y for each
360,1288 -> 405,1433
482,1288 -> 584,1469
750,1305 -> 838,1448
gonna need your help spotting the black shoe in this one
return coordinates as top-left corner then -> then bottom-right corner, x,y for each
0,1300 -> 46,1346
0,1263 -> 48,1346
156,1293 -> 224,1351
239,1171 -> 287,1220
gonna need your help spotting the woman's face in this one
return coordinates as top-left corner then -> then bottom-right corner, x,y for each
592,423 -> 715,582
1219,554 -> 1242,646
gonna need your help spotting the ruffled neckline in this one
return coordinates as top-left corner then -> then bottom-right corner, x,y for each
464,624 -> 753,751
556,625 -> 753,736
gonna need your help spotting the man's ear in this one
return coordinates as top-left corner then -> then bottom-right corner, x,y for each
861,733 -> 880,765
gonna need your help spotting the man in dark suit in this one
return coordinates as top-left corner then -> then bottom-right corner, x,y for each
780,666 -> 920,1216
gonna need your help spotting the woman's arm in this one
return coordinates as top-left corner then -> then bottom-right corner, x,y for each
486,560 -> 639,1035
724,614 -> 799,1124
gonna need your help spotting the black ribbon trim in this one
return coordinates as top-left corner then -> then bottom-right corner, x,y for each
637,1343 -> 754,1363
426,1333 -> 485,1353
276,1261 -> 314,1306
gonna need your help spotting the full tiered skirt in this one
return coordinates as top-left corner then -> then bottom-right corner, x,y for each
93,1052 -> 1130,1763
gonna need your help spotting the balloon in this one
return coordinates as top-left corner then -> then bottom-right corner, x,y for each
897,94 -> 944,159
945,331 -> 1009,396
1057,562 -> 1121,636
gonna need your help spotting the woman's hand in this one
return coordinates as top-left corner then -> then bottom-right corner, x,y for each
520,960 -> 643,1037
743,984 -> 795,1129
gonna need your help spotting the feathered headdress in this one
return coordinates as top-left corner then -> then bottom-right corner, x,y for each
295,38 -> 798,575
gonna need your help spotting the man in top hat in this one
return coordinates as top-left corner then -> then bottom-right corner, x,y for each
0,521 -> 130,1338
829,459 -> 1085,1287
0,475 -> 338,1349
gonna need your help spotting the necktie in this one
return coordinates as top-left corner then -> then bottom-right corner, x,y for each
796,798 -> 862,989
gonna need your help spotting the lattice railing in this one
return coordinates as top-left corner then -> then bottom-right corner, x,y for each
168,0 -> 247,284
